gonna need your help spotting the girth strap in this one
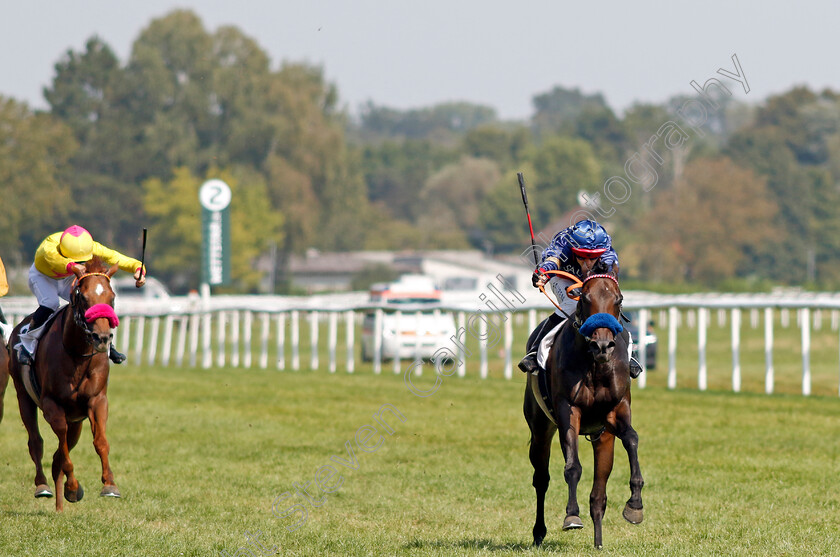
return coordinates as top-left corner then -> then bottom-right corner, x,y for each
528,370 -> 556,425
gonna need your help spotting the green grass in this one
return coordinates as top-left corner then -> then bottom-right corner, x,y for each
0,362 -> 837,556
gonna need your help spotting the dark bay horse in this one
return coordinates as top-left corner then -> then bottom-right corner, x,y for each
8,257 -> 122,511
524,268 -> 644,548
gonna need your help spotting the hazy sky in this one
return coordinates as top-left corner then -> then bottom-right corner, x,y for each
1,1 -> 836,120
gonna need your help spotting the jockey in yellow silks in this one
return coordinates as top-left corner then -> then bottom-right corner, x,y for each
14,225 -> 146,366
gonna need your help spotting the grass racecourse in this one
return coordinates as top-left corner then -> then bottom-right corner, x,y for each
0,315 -> 837,556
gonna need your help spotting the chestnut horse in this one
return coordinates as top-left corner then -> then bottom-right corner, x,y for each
523,267 -> 644,548
8,257 -> 122,511
0,325 -> 9,422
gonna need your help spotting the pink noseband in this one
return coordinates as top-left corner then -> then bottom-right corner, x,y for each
85,304 -> 120,328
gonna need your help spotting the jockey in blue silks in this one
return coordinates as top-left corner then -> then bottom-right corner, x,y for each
518,219 -> 643,378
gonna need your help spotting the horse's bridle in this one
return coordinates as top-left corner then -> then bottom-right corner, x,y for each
69,272 -> 114,356
573,273 -> 622,338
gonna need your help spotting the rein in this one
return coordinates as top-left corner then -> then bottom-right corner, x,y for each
537,270 -> 583,318
67,271 -> 115,358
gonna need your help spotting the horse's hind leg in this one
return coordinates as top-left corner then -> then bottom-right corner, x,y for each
524,384 -> 556,547
12,376 -> 51,497
590,431 -> 616,549
89,397 -> 120,497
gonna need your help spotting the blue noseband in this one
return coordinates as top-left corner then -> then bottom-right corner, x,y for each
578,313 -> 623,338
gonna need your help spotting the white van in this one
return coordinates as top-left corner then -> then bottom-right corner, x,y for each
361,275 -> 458,362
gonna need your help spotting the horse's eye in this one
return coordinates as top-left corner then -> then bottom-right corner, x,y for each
581,293 -> 591,304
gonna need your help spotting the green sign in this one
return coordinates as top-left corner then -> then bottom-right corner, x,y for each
199,179 -> 232,286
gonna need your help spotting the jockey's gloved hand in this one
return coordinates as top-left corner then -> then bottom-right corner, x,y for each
532,269 -> 548,287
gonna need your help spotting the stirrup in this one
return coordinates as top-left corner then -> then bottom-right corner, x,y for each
109,346 -> 126,364
629,357 -> 643,379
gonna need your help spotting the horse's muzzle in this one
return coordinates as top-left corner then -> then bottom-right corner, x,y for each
589,338 -> 616,363
92,332 -> 113,353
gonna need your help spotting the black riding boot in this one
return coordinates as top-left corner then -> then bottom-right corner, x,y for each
518,313 -> 564,374
619,328 -> 643,378
109,345 -> 126,364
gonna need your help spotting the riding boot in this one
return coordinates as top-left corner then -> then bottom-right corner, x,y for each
14,305 -> 54,366
109,345 -> 126,364
518,312 -> 564,374
517,352 -> 540,374
620,328 -> 644,378
629,357 -> 643,379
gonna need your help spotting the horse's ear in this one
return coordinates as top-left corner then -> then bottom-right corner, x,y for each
107,264 -> 119,278
71,264 -> 85,279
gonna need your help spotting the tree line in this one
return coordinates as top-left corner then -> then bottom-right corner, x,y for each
2,9 -> 839,292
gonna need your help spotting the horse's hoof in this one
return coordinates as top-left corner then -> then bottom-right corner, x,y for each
100,485 -> 121,498
623,504 -> 643,524
533,535 -> 544,547
34,484 -> 53,498
563,515 -> 584,530
64,484 -> 84,503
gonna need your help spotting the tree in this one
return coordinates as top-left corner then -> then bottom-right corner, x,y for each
461,124 -> 531,169
143,167 -> 282,292
527,136 -> 601,226
0,97 -> 76,262
531,86 -> 609,137
636,157 -> 777,284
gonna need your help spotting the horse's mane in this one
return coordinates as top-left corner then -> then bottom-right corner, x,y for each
84,256 -> 108,274
589,260 -> 613,277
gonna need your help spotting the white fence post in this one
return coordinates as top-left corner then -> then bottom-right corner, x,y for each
373,309 -> 383,374
479,314 -> 488,379
667,307 -> 678,389
201,311 -> 212,369
290,310 -> 299,371
231,311 -> 241,368
801,308 -> 811,396
308,311 -> 318,371
414,311 -> 422,376
637,308 -> 648,389
121,317 -> 131,364
731,309 -> 741,393
275,312 -> 286,371
698,308 -> 707,391
765,307 -> 774,395
243,311 -> 253,369
259,312 -> 270,370
457,312 -> 466,378
188,312 -> 200,368
175,316 -> 188,367
217,311 -> 227,368
345,310 -> 355,373
393,310 -> 402,375
148,316 -> 160,366
134,316 -> 146,366
504,311 -> 513,380
328,311 -> 338,373
161,315 -> 175,366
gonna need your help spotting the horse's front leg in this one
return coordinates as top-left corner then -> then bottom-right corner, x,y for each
590,431 -> 616,549
612,399 -> 644,524
89,395 -> 120,497
41,398 -> 82,511
557,401 -> 584,530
